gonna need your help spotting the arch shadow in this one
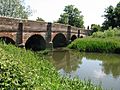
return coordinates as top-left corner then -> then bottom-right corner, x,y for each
25,34 -> 46,51
52,33 -> 67,48
71,35 -> 77,41
0,36 -> 15,45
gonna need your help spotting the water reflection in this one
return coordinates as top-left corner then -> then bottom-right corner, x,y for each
49,49 -> 120,90
81,53 -> 120,78
51,49 -> 82,73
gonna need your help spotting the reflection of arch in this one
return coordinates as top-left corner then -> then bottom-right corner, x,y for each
52,33 -> 67,48
0,36 -> 15,44
71,35 -> 77,41
25,34 -> 46,51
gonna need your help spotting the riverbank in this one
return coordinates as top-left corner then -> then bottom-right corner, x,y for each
68,28 -> 120,53
0,43 -> 102,90
68,37 -> 120,54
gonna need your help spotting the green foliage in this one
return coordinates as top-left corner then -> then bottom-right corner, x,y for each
113,28 -> 120,36
92,28 -> 120,38
102,2 -> 120,30
0,42 -> 102,90
36,17 -> 45,21
104,28 -> 115,37
92,31 -> 105,38
57,5 -> 84,28
68,38 -> 120,53
0,0 -> 32,19
91,24 -> 101,32
0,46 -> 33,89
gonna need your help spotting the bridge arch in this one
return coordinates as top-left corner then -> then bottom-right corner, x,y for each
25,34 -> 46,51
52,33 -> 67,48
0,36 -> 15,45
71,35 -> 77,41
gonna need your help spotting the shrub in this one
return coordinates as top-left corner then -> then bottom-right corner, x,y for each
92,28 -> 120,38
104,29 -> 114,37
113,28 -> 120,36
92,31 -> 105,38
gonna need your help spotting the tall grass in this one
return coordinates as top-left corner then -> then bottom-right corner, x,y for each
68,38 -> 120,53
0,42 -> 102,90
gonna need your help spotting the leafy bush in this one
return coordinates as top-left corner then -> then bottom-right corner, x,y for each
92,28 -> 120,38
104,29 -> 114,37
92,31 -> 105,38
113,28 -> 120,36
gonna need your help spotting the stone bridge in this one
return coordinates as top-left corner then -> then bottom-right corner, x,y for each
0,16 -> 91,51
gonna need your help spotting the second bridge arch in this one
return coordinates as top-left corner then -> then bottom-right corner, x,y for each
25,34 -> 46,51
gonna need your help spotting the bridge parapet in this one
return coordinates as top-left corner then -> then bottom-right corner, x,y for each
80,29 -> 92,36
52,23 -> 68,32
0,17 -> 19,31
23,20 -> 48,32
71,26 -> 79,34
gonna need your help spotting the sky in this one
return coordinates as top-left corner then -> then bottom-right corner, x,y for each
26,0 -> 119,28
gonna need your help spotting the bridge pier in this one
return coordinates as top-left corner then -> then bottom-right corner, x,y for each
78,29 -> 80,38
67,25 -> 71,44
46,22 -> 53,49
16,22 -> 24,47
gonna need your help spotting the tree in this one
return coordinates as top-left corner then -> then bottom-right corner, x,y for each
0,0 -> 31,19
102,6 -> 115,30
91,24 -> 101,33
57,5 -> 84,28
36,17 -> 45,21
102,2 -> 120,30
114,2 -> 120,27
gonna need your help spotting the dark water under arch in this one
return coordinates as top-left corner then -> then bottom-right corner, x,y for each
25,34 -> 46,51
52,33 -> 67,48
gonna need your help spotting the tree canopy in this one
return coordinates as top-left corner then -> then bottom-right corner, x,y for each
91,24 -> 101,33
0,0 -> 31,19
57,5 -> 84,28
102,2 -> 120,30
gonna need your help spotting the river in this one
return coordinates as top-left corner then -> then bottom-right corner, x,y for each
47,49 -> 120,90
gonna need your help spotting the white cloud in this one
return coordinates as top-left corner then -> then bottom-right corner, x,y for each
27,0 -> 119,27
94,70 -> 106,79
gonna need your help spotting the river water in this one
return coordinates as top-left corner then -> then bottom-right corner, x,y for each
48,49 -> 120,90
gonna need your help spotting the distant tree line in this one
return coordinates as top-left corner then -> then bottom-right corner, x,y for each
91,1 -> 120,33
56,2 -> 120,31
